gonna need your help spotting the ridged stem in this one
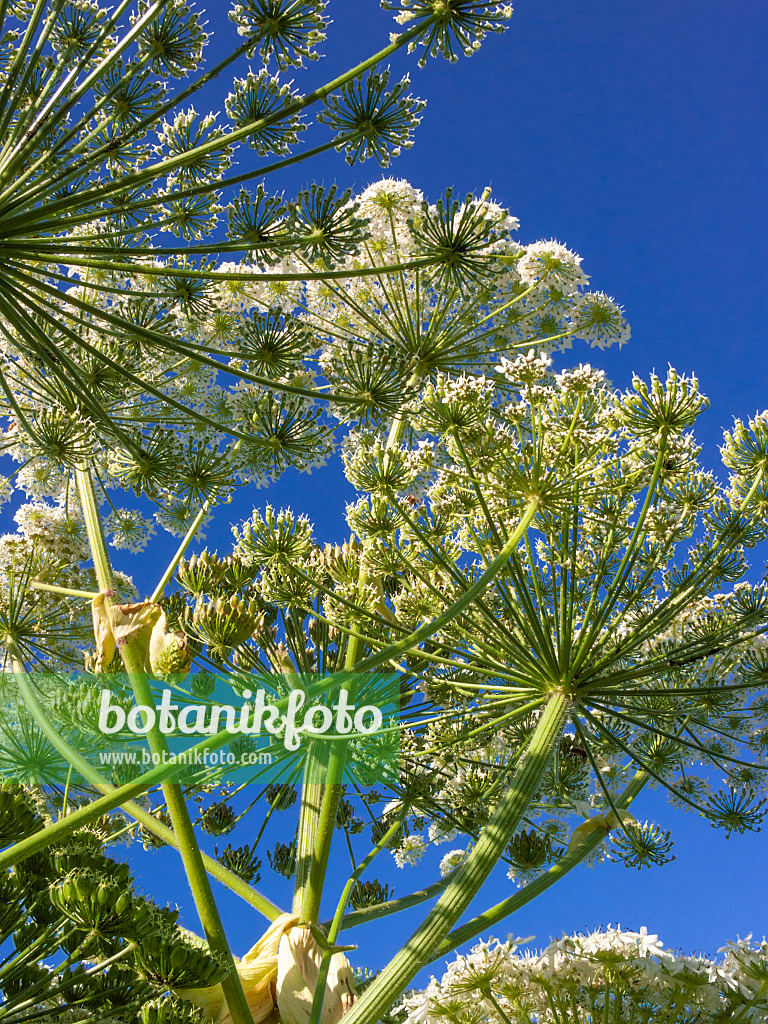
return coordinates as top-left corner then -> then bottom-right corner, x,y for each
340,692 -> 569,1024
292,389 -> 415,927
435,767 -> 650,957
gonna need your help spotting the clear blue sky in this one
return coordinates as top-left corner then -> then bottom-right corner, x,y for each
10,0 -> 768,977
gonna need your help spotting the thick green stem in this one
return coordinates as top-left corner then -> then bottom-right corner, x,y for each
434,767 -> 650,958
296,738 -> 348,925
292,743 -> 329,918
295,620 -> 369,924
73,468 -> 253,1024
292,388 -> 418,925
340,692 -> 569,1024
308,810 -> 408,1024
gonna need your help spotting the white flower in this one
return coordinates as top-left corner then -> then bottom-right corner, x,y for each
154,497 -> 212,538
13,501 -> 89,561
517,240 -> 588,294
555,363 -> 607,393
569,292 -> 631,349
707,962 -> 741,992
497,348 -> 552,384
358,178 -> 424,226
428,820 -> 458,845
105,509 -> 157,554
630,926 -> 671,960
0,477 -> 12,508
439,849 -> 466,877
16,460 -> 68,500
393,834 -> 426,868
399,979 -> 440,1024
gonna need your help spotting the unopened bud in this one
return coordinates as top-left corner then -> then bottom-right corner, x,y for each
276,926 -> 356,1024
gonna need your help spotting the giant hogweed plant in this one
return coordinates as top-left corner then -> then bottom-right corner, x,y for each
0,179 -> 631,1021
0,0 -> 533,1017
1,182 -> 768,1024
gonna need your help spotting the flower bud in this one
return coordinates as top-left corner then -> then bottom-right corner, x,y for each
276,926 -> 355,1024
149,610 -> 192,681
179,913 -> 298,1024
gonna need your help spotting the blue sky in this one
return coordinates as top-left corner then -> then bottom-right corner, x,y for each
6,0 -> 768,980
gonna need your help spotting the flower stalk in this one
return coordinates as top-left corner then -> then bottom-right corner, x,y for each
73,467 -> 253,1024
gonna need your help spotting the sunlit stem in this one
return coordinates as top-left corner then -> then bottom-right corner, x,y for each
29,581 -> 99,600
293,375 -> 420,927
308,808 -> 409,1024
150,500 -> 210,603
340,693 -> 569,1024
73,467 -> 253,1024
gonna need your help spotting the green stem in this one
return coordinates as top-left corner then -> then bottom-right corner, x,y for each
296,737 -> 348,925
149,501 -> 209,603
29,582 -> 99,600
331,810 -> 408,947
568,444 -> 666,679
435,767 -> 649,958
327,876 -> 453,934
73,468 -> 253,1024
484,989 -> 517,1024
294,468 -> 538,933
0,698 -> 255,872
296,609 -> 373,924
340,692 -> 569,1024
2,9 -> 272,212
292,743 -> 328,918
0,13 -> 436,227
0,257 -> 397,411
292,383 -> 420,926
0,0 -> 156,192
74,467 -> 115,591
308,809 -> 409,1024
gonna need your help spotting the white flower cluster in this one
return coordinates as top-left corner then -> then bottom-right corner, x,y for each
402,928 -> 768,1024
13,501 -> 89,565
306,180 -> 630,414
393,835 -> 427,868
